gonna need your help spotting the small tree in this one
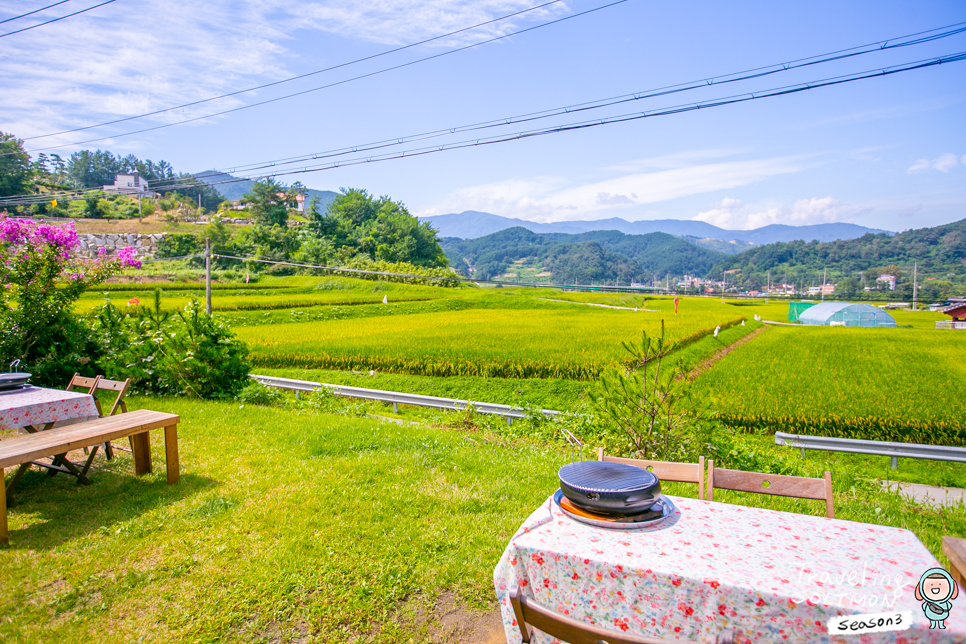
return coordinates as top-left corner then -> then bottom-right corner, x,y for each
589,321 -> 717,461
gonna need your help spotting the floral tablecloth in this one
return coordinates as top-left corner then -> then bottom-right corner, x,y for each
0,386 -> 99,430
494,494 -> 965,644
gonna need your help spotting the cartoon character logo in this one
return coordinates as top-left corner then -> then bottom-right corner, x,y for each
915,567 -> 959,629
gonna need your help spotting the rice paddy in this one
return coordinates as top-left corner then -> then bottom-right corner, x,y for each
693,324 -> 966,444
233,291 -> 745,379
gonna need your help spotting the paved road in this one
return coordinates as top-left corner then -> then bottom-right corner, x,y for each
882,481 -> 966,507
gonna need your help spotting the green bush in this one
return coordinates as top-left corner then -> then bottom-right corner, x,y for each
237,381 -> 286,406
91,291 -> 251,399
156,233 -> 201,259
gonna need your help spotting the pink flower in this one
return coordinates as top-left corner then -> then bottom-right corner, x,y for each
98,247 -> 107,256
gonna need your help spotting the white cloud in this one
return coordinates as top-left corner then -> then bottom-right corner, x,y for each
908,153 -> 960,173
0,0 -> 565,148
693,196 -> 869,230
421,155 -> 811,221
291,0 -> 568,46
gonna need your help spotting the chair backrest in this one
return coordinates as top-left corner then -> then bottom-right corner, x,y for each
509,582 -> 733,644
707,461 -> 834,519
67,374 -> 103,415
598,448 -> 705,500
66,373 -> 100,394
94,377 -> 131,417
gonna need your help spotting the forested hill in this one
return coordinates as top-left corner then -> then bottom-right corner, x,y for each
711,217 -> 966,283
442,227 -> 725,282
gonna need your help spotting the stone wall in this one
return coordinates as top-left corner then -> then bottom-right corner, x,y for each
77,233 -> 167,259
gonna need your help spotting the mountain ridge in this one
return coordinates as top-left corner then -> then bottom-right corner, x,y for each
442,227 -> 724,282
420,210 -> 889,245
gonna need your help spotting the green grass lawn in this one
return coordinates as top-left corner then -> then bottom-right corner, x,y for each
2,398 -> 964,643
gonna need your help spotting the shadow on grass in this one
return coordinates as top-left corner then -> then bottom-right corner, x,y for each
3,459 -> 215,550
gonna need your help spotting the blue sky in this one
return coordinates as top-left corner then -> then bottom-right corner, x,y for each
2,0 -> 965,231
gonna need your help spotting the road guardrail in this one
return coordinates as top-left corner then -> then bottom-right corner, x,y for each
774,431 -> 966,470
250,374 -> 560,424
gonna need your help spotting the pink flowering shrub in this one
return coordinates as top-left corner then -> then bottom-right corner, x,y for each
0,215 -> 142,383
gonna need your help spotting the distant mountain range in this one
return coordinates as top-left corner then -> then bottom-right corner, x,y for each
420,211 -> 889,246
442,227 -> 724,282
194,170 -> 339,207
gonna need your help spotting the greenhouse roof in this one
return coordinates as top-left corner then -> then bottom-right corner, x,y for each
798,302 -> 896,327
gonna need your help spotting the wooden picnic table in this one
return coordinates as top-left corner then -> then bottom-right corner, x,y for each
0,409 -> 181,544
494,494 -> 965,643
0,385 -> 103,484
0,385 -> 100,432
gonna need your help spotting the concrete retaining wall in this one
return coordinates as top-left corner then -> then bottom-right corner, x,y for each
77,233 -> 167,259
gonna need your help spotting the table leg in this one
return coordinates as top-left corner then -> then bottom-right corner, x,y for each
5,463 -> 30,495
57,458 -> 91,486
131,431 -> 152,476
164,425 -> 180,485
1,468 -> 8,545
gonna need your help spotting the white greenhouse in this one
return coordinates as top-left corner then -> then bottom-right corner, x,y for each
797,302 -> 897,327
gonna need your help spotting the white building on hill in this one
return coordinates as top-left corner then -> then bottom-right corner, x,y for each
103,172 -> 156,197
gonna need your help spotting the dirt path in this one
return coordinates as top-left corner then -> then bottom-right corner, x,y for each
536,298 -> 656,311
686,325 -> 767,381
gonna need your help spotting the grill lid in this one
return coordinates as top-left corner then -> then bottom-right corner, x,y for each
558,461 -> 658,493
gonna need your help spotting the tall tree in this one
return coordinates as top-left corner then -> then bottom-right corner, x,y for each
243,178 -> 290,227
0,132 -> 32,197
318,188 -> 447,268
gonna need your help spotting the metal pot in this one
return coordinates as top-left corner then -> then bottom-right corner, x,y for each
558,461 -> 662,514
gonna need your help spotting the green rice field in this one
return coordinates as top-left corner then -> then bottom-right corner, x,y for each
694,324 -> 966,444
234,297 -> 745,379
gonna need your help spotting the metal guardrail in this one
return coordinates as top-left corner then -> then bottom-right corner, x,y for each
936,320 -> 966,330
250,374 -> 560,424
775,431 -> 966,470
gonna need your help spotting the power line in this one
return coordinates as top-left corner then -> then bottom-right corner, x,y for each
0,0 -> 72,25
144,51 -> 966,186
21,0 -> 567,142
210,254 -> 654,291
0,0 -> 116,38
21,0 -> 631,153
198,21 -> 966,178
16,18 -> 966,160
4,49 -> 964,208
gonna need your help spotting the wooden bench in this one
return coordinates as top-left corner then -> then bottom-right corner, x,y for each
942,536 -> 966,588
0,409 -> 180,545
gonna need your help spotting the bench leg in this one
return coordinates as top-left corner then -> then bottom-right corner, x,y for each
164,425 -> 180,484
1,468 -> 8,545
131,431 -> 152,476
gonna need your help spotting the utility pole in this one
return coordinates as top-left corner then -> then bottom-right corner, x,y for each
137,192 -> 142,216
205,237 -> 212,315
913,261 -> 918,310
822,268 -> 827,302
198,193 -> 202,215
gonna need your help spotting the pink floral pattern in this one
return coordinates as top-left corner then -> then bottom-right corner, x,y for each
0,386 -> 99,430
494,494 -> 964,643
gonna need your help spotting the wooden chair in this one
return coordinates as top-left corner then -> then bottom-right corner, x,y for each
92,377 -> 131,460
598,448 -> 705,500
509,582 -> 734,644
707,461 -> 834,519
66,373 -> 100,400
